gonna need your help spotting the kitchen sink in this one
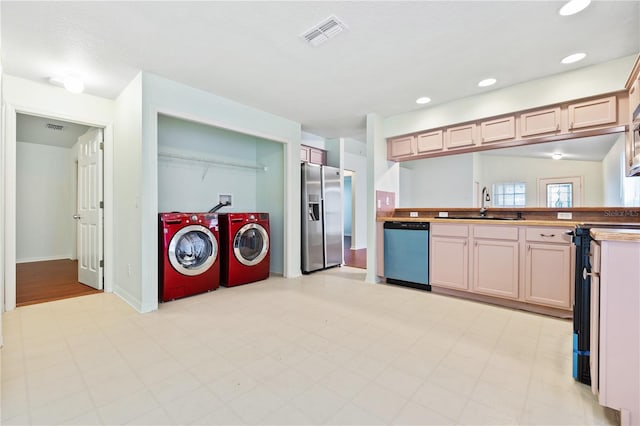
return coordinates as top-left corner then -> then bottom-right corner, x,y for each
435,216 -> 523,221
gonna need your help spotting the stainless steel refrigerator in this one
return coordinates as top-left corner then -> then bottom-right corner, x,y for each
301,163 -> 343,273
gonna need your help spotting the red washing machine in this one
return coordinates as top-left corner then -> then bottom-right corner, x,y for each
158,212 -> 220,302
218,213 -> 270,286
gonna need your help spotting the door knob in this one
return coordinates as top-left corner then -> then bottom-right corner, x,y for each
73,215 -> 81,219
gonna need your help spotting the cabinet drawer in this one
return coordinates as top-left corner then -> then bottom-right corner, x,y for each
431,223 -> 469,238
473,225 -> 519,241
525,227 -> 572,244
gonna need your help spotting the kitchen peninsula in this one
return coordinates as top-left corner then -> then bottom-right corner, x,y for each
377,207 -> 640,318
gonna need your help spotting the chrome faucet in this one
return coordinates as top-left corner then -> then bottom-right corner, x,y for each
480,186 -> 490,216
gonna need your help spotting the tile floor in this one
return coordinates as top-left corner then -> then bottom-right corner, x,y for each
1,267 -> 618,425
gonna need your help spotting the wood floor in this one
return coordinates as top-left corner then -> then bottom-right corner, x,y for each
16,259 -> 102,307
344,236 -> 366,269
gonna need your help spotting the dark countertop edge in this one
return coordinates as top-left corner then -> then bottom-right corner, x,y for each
377,216 -> 640,227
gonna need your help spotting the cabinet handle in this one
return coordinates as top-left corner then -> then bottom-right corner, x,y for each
583,268 -> 600,280
527,244 -> 531,251
570,122 -> 574,129
539,233 -> 555,238
463,241 -> 467,246
556,124 -> 560,131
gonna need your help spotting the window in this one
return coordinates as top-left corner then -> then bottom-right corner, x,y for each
492,182 -> 526,207
537,176 -> 583,207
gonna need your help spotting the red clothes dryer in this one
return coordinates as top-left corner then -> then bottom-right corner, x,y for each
218,213 -> 270,286
159,212 -> 220,302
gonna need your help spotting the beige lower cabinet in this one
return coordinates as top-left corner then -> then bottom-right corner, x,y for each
524,243 -> 573,309
430,223 -> 573,311
472,226 -> 519,299
430,224 -> 469,290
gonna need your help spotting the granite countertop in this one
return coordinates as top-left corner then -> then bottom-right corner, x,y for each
590,228 -> 640,242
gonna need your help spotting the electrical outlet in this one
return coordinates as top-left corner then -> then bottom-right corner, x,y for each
438,211 -> 449,217
219,194 -> 232,207
557,212 -> 573,220
410,211 -> 418,217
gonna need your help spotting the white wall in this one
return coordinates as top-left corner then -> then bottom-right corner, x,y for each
344,140 -> 367,249
16,142 -> 74,262
399,154 -> 475,207
603,134 -> 626,206
157,115 -> 259,212
140,73 -> 301,312
2,75 -> 115,312
479,154 -> 604,207
255,141 -> 285,274
384,55 -> 636,137
113,74 -> 145,311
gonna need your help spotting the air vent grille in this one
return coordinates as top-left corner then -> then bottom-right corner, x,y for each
301,15 -> 347,46
46,123 -> 64,131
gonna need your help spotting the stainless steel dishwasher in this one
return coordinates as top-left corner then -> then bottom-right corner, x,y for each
383,221 -> 430,290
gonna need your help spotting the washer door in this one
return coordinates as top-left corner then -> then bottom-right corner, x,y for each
168,225 -> 218,276
233,223 -> 269,266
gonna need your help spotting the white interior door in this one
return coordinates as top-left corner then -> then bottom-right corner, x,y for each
77,128 -> 103,289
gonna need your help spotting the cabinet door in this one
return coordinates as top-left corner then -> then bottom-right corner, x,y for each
446,124 -> 476,149
520,107 -> 561,137
309,148 -> 326,165
416,130 -> 443,153
300,146 -> 310,163
568,95 -> 617,130
388,136 -> 415,159
472,239 -> 519,299
524,242 -> 572,309
430,236 -> 469,290
480,116 -> 515,144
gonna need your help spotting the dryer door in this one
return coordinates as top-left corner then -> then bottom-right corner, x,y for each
233,223 -> 269,266
168,225 -> 218,276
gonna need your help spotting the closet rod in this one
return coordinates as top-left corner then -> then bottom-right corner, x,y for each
158,151 -> 267,171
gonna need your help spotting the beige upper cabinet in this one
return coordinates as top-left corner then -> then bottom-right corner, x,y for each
300,145 -> 327,165
416,130 -> 444,153
388,135 -> 415,159
446,124 -> 476,149
480,116 -> 516,144
386,91 -> 626,162
568,95 -> 617,130
520,107 -> 562,137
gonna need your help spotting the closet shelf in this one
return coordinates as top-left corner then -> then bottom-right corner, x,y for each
158,151 -> 267,172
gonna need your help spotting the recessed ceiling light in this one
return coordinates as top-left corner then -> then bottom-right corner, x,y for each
559,0 -> 591,16
478,78 -> 497,88
552,152 -> 563,160
561,52 -> 587,64
416,97 -> 431,105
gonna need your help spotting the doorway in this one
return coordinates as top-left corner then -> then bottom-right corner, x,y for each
343,170 -> 366,269
15,113 -> 104,306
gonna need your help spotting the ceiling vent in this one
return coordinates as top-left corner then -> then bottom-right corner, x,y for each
46,123 -> 64,131
301,15 -> 348,46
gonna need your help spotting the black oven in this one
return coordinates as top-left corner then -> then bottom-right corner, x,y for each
571,226 -> 593,385
630,105 -> 640,176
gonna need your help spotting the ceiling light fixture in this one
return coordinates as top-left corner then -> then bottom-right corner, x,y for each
552,152 -> 563,160
416,97 -> 431,105
49,75 -> 85,94
478,78 -> 497,88
559,0 -> 591,16
561,52 -> 587,64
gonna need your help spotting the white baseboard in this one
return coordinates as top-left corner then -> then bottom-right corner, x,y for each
16,255 -> 73,264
